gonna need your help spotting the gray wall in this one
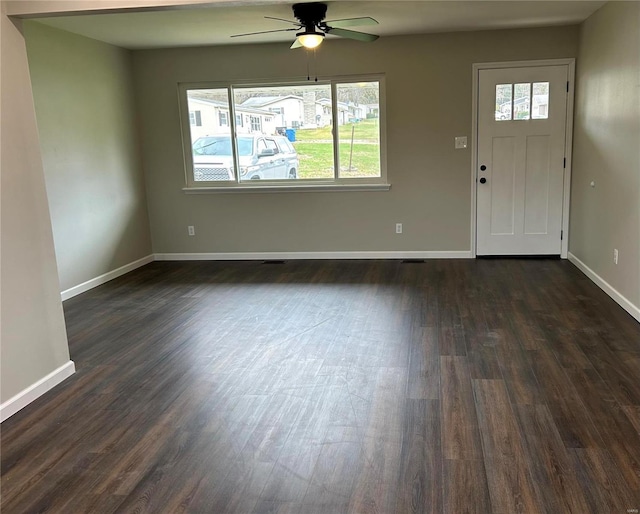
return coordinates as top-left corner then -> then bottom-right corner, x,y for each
24,22 -> 152,293
133,26 -> 578,255
571,1 -> 640,309
1,10 -> 70,404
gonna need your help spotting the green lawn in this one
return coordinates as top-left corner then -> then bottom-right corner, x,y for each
294,118 -> 380,142
293,142 -> 381,179
293,119 -> 380,178
293,143 -> 334,179
338,144 -> 381,178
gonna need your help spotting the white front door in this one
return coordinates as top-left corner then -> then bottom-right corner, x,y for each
476,65 -> 568,255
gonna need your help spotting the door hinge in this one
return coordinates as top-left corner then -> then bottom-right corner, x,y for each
563,158 -> 566,168
561,230 -> 564,241
566,81 -> 569,92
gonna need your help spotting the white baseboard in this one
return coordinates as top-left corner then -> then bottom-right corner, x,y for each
0,361 -> 75,423
154,250 -> 472,261
61,252 -> 470,299
568,252 -> 640,323
61,254 -> 154,301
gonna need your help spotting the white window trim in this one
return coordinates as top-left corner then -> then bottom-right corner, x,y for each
178,74 -> 388,192
182,183 -> 391,194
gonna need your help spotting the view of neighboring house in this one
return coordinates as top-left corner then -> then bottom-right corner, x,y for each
346,101 -> 367,121
315,100 -> 333,127
532,94 -> 549,118
316,98 -> 347,125
498,93 -> 549,120
241,95 -> 307,129
241,93 -> 380,130
364,103 -> 380,118
188,94 -> 381,140
187,97 -> 276,140
318,99 -> 379,125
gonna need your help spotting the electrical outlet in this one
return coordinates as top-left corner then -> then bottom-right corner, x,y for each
613,248 -> 618,265
188,225 -> 195,236
396,223 -> 403,234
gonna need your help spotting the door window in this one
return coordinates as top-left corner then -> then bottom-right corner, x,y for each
532,82 -> 550,119
495,84 -> 513,120
495,82 -> 550,121
513,83 -> 531,120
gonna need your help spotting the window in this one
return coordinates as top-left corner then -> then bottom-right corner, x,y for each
336,82 -> 381,178
189,110 -> 202,126
532,82 -> 549,119
250,116 -> 262,132
180,76 -> 386,189
265,139 -> 278,153
495,82 -> 550,121
495,85 -> 512,120
514,83 -> 531,120
236,83 -> 334,180
186,88 -> 233,182
277,138 -> 295,154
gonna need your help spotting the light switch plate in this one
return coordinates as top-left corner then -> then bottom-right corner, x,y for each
455,136 -> 468,149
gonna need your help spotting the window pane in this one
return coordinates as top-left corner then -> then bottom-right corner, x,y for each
514,83 -> 531,120
336,82 -> 381,178
532,82 -> 549,119
187,89 -> 234,182
495,84 -> 512,121
234,84 -> 333,181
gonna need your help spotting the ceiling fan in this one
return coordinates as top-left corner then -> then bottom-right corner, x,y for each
231,2 -> 379,49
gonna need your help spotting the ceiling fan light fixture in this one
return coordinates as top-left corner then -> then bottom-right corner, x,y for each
297,30 -> 324,49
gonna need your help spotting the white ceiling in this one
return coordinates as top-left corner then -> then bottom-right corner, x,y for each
34,1 -> 605,50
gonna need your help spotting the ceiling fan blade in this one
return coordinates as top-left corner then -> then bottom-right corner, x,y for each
326,27 -> 379,42
324,17 -> 379,28
290,38 -> 303,49
264,16 -> 300,26
231,27 -> 298,38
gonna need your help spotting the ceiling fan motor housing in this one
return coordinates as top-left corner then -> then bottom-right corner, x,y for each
293,2 -> 328,30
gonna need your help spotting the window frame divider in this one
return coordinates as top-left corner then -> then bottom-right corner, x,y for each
330,81 -> 339,180
227,86 -> 241,184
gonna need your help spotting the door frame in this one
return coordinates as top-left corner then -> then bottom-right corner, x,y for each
470,58 -> 576,258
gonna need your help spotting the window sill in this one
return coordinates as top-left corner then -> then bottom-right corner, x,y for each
182,183 -> 391,194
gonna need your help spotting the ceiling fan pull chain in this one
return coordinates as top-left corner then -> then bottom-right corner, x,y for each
314,48 -> 318,82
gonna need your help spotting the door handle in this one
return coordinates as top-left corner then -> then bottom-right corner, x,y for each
479,177 -> 487,184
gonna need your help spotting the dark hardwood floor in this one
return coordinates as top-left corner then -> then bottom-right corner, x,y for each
2,259 -> 640,513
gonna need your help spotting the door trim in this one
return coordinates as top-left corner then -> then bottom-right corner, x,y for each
470,59 -> 575,258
